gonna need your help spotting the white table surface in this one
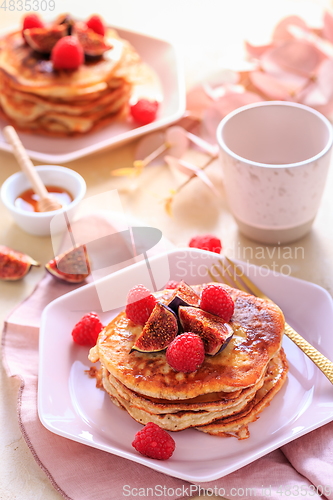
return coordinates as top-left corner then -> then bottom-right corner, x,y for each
1,1 -> 333,499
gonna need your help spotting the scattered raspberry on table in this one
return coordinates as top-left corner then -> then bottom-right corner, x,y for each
200,283 -> 234,322
132,422 -> 175,460
166,332 -> 205,373
126,284 -> 157,325
188,234 -> 222,254
130,99 -> 159,125
71,312 -> 104,346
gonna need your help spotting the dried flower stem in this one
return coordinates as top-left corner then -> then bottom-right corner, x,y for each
163,155 -> 217,216
172,155 -> 216,195
133,142 -> 170,170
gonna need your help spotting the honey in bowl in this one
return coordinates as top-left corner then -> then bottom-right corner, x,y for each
15,186 -> 73,212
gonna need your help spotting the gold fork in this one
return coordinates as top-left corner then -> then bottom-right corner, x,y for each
208,256 -> 333,385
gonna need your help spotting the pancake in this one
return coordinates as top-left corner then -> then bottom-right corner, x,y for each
89,284 -> 285,399
0,29 -> 138,95
97,349 -> 287,434
106,370 -> 265,414
196,347 -> 288,439
99,365 -> 268,431
0,23 -> 161,135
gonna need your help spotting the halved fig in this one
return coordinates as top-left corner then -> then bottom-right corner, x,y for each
0,245 -> 40,281
178,306 -> 233,356
54,13 -> 75,35
24,24 -> 67,53
167,281 -> 200,313
131,302 -> 178,353
73,22 -> 112,56
45,245 -> 90,284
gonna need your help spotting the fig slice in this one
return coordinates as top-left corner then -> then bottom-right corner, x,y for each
131,302 -> 178,353
24,24 -> 67,54
178,306 -> 233,356
0,245 -> 40,281
45,245 -> 90,284
73,22 -> 112,56
167,281 -> 200,314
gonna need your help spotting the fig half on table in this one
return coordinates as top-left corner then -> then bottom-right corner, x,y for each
45,245 -> 91,284
0,245 -> 40,281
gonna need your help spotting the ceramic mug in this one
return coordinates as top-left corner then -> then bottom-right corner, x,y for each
217,101 -> 333,244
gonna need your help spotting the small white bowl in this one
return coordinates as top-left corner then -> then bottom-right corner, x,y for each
0,165 -> 86,236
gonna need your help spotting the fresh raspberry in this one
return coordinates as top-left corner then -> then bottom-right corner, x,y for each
126,284 -> 157,325
188,234 -> 222,254
130,99 -> 159,125
132,422 -> 175,460
86,15 -> 105,36
51,36 -> 84,70
165,280 -> 179,290
166,333 -> 205,373
22,14 -> 44,39
200,283 -> 234,322
71,312 -> 104,346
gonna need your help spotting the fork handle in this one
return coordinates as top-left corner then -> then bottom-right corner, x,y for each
284,323 -> 333,383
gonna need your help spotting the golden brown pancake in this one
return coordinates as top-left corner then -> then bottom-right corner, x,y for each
106,370 -> 265,414
0,25 -> 160,135
99,365 -> 267,431
89,284 -> 285,399
0,29 -> 138,95
196,348 -> 288,439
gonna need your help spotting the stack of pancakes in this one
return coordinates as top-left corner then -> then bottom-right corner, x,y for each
0,27 -> 155,136
89,284 -> 288,440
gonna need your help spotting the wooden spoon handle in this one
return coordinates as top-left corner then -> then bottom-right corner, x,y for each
3,126 -> 49,199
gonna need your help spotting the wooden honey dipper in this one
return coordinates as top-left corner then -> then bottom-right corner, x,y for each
3,126 -> 62,212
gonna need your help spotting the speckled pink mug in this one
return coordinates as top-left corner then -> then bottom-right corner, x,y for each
217,101 -> 333,244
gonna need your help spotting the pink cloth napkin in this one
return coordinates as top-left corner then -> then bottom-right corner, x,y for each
2,216 -> 333,500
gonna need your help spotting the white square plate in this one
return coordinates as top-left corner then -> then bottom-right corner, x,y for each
0,28 -> 185,164
38,249 -> 333,482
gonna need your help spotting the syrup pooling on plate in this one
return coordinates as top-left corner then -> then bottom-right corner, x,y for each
15,186 -> 73,212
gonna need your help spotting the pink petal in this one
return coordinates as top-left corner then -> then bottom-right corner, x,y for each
261,40 -> 325,77
260,50 -> 309,91
250,71 -> 292,100
201,107 -> 224,144
176,112 -> 201,131
245,40 -> 273,59
199,92 -> 263,144
213,91 -> 263,118
203,70 -> 240,101
165,126 -> 189,158
186,85 -> 215,118
272,15 -> 309,42
134,131 -> 166,165
287,24 -> 333,59
186,130 -> 219,156
296,59 -> 333,106
323,11 -> 333,44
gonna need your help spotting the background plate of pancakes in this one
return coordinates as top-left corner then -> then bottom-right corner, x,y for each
39,249 -> 333,482
0,25 -> 185,164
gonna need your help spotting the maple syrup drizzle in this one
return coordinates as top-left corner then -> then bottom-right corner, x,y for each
15,186 -> 73,213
